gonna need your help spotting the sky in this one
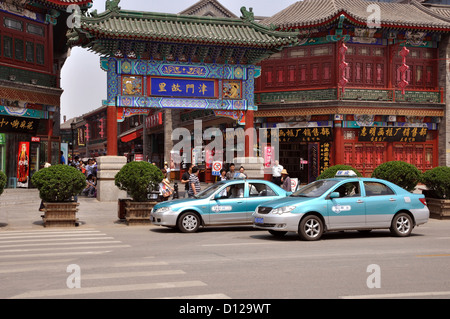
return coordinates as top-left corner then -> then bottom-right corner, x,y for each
59,0 -> 299,123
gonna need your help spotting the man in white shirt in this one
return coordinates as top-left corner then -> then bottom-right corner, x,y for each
272,160 -> 283,186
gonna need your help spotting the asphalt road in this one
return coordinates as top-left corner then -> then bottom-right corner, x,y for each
0,217 -> 449,301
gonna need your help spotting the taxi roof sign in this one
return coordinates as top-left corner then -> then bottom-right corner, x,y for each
335,170 -> 358,177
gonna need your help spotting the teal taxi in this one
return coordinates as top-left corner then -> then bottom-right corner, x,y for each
253,171 -> 429,241
150,179 -> 290,233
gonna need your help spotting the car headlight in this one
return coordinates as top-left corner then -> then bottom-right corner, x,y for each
271,206 -> 296,215
155,207 -> 172,214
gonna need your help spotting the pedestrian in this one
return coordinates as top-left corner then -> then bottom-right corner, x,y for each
81,174 -> 97,197
164,161 -> 171,182
39,162 -> 51,211
60,151 -> 65,164
181,163 -> 193,198
219,168 -> 227,181
85,158 -> 95,177
238,166 -> 247,179
188,166 -> 201,198
281,169 -> 292,192
159,169 -> 174,201
272,160 -> 283,186
226,163 -> 236,180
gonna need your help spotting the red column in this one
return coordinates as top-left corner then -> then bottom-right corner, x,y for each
244,110 -> 254,157
333,125 -> 344,166
107,105 -> 118,156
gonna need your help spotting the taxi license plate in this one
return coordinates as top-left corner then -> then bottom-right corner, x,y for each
255,217 -> 264,224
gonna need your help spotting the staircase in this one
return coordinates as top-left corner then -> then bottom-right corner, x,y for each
0,188 -> 41,208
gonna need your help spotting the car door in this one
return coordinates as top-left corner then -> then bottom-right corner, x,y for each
327,181 -> 366,229
209,181 -> 247,225
363,181 -> 399,228
246,182 -> 281,221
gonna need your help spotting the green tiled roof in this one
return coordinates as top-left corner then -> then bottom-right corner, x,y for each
67,5 -> 298,64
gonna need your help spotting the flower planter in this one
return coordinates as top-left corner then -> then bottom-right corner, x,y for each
426,198 -> 450,220
125,201 -> 157,225
42,202 -> 80,227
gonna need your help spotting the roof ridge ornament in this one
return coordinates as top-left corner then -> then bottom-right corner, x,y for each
105,0 -> 120,13
240,6 -> 254,23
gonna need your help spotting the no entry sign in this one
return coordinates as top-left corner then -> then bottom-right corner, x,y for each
212,161 -> 222,176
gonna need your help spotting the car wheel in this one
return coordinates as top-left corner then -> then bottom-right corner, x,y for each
298,215 -> 323,241
390,213 -> 413,237
268,230 -> 287,237
177,212 -> 200,233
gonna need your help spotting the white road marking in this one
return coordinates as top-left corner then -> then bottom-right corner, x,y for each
10,281 -> 207,299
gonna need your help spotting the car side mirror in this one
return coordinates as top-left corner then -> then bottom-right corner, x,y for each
329,192 -> 340,199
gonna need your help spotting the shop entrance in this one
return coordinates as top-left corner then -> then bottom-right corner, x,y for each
279,142 -> 309,184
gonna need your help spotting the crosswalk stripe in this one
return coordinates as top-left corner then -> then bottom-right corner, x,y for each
0,230 -> 100,235
0,244 -> 130,253
159,293 -> 231,299
0,240 -> 123,248
0,237 -> 115,244
0,250 -> 112,258
0,233 -> 108,240
10,281 -> 207,299
82,270 -> 186,280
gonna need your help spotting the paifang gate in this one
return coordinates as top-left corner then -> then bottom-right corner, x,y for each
67,0 -> 298,156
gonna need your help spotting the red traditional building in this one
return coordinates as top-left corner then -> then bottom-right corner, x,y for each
0,0 -> 92,187
255,0 -> 450,182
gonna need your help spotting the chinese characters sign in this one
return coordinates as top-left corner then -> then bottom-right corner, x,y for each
262,127 -> 333,143
0,115 -> 39,134
149,77 -> 218,99
359,127 -> 427,142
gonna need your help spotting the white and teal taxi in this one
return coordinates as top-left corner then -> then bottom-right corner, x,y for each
253,171 -> 429,241
150,179 -> 290,233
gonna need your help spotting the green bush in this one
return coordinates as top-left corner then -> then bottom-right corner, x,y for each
371,161 -> 421,192
115,161 -> 164,202
421,166 -> 450,199
31,165 -> 86,202
317,165 -> 362,180
0,171 -> 6,196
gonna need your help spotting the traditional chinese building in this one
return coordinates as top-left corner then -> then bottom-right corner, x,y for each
0,0 -> 92,188
255,0 -> 450,182
66,0 -> 298,184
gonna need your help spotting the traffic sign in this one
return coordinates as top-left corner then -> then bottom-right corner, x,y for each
212,161 -> 222,176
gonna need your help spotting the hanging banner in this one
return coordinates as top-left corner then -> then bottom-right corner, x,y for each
17,141 -> 30,188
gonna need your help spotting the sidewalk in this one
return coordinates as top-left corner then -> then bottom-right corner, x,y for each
0,183 -> 212,230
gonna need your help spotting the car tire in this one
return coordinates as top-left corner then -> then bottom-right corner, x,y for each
298,215 -> 323,241
390,212 -> 413,237
268,230 -> 287,237
177,212 -> 200,233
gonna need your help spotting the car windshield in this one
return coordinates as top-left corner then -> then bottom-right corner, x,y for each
291,180 -> 340,198
194,182 -> 227,199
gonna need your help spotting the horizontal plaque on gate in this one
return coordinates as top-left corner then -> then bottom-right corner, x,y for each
358,126 -> 428,142
149,77 -> 218,99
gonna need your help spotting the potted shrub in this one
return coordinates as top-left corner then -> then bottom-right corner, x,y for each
114,161 -> 163,225
0,171 -> 6,196
421,166 -> 450,219
317,165 -> 362,180
371,161 -> 421,192
31,164 -> 86,227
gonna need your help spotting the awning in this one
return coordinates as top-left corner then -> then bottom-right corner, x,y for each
120,127 -> 143,143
